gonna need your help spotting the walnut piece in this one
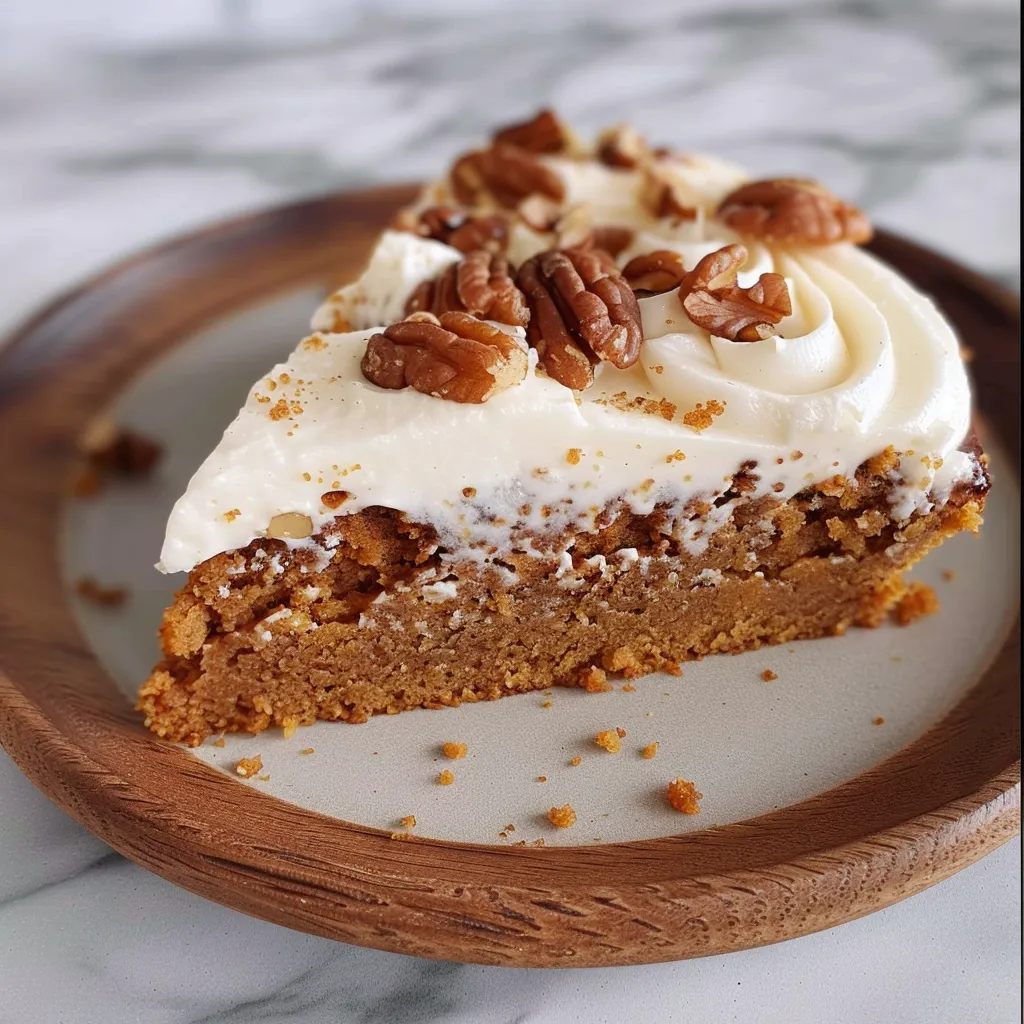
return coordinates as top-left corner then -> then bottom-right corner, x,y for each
451,142 -> 565,209
361,311 -> 528,403
396,205 -> 509,254
678,243 -> 792,342
717,178 -> 873,245
492,109 -> 570,154
516,246 -> 643,390
267,512 -> 313,539
596,123 -> 651,169
622,249 -> 687,293
640,167 -> 697,222
405,250 -> 529,327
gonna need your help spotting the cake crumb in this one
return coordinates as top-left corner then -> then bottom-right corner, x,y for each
235,755 -> 263,779
547,804 -> 577,828
442,742 -> 468,760
70,468 -> 102,497
894,582 -> 940,626
212,737 -> 226,748
566,447 -> 583,465
281,717 -> 299,739
579,666 -> 612,693
74,577 -> 128,607
257,774 -> 270,782
641,742 -> 659,760
569,756 -> 582,767
438,769 -> 455,786
622,683 -> 637,693
537,776 -> 548,783
222,509 -> 241,523
399,815 -> 417,829
873,717 -> 885,726
299,747 -> 315,755
75,423 -> 162,497
390,831 -> 413,841
666,777 -> 702,814
665,450 -> 687,463
541,700 -> 553,708
761,669 -> 778,682
681,399 -> 725,432
595,729 -> 623,753
662,660 -> 682,677
941,569 -> 956,582
532,838 -> 547,847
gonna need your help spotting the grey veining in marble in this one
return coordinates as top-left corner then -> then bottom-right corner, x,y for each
0,1 -> 1019,1022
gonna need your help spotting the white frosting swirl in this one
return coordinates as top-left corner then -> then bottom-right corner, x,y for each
159,157 -> 977,574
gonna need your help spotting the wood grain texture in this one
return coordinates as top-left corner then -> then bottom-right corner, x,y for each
0,185 -> 1018,967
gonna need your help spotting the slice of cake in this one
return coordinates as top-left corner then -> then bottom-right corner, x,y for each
140,111 -> 989,746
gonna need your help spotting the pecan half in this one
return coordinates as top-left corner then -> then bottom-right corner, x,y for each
622,249 -> 687,293
492,109 -> 570,154
596,123 -> 651,169
404,250 -> 530,328
361,311 -> 528,403
640,167 -> 697,222
517,246 -> 643,389
451,143 -> 565,209
677,244 -> 792,342
399,205 -> 509,254
716,178 -> 873,245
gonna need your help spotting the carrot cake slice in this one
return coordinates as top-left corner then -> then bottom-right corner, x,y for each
140,111 -> 989,745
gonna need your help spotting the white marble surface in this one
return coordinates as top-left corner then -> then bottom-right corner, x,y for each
0,1 -> 1019,1021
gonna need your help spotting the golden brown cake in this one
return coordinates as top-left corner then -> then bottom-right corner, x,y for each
139,111 -> 989,746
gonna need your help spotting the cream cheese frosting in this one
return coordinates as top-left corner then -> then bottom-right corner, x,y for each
158,155 -> 977,574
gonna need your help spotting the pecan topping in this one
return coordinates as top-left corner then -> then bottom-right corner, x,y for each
677,244 -> 792,342
517,247 -> 643,390
596,123 -> 651,169
450,143 -> 565,209
492,109 -> 569,154
622,249 -> 686,293
517,194 -> 563,233
404,250 -> 529,328
579,225 -> 635,258
398,205 -> 509,254
640,167 -> 698,223
361,311 -> 528,403
717,178 -> 872,245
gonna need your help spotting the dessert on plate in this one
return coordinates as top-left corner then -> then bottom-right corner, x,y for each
139,110 -> 989,746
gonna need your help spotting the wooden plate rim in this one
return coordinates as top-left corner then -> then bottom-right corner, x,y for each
0,185 -> 1019,967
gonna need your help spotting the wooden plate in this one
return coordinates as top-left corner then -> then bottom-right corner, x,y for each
0,185 -> 1019,968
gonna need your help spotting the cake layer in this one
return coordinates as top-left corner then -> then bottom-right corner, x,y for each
140,454 -> 987,746
143,111 -> 989,745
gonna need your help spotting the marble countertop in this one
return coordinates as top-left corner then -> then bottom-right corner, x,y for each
0,1 -> 1019,1021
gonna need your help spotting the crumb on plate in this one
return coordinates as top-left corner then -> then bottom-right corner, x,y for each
666,777 -> 702,814
234,755 -> 263,779
547,804 -> 577,828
